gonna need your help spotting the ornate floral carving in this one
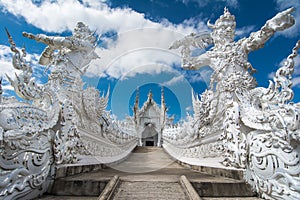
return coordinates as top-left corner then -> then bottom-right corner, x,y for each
245,130 -> 300,200
54,100 -> 89,164
0,128 -> 54,199
82,86 -> 109,128
240,40 -> 300,200
0,30 -> 60,200
219,100 -> 248,168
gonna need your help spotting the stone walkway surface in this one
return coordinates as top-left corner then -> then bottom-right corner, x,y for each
37,147 -> 260,200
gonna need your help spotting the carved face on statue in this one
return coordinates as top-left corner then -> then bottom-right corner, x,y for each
208,7 -> 236,45
72,22 -> 96,44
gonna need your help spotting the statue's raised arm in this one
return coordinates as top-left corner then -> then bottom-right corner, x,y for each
22,32 -> 73,49
21,22 -> 99,95
169,32 -> 212,70
170,7 -> 296,74
22,22 -> 98,66
243,7 -> 295,53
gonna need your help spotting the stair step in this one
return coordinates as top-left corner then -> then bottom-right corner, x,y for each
202,198 -> 261,200
50,179 -> 109,196
35,195 -> 98,200
112,181 -> 188,200
191,181 -> 255,197
39,147 -> 258,199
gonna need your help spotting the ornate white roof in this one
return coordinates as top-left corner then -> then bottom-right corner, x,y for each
138,90 -> 161,117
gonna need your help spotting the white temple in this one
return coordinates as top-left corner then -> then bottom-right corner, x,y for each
0,7 -> 299,200
133,88 -> 173,147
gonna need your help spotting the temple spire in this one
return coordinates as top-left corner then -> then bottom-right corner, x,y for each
133,87 -> 139,124
0,77 -> 2,104
134,87 -> 139,112
147,89 -> 153,103
160,87 -> 167,128
161,87 -> 165,107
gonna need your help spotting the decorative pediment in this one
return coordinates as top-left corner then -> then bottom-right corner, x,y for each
138,91 -> 161,117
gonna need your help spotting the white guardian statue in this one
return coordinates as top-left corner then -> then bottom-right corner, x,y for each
0,22 -> 137,200
167,7 -> 300,200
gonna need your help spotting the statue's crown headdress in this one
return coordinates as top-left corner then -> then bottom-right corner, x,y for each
207,7 -> 236,29
73,22 -> 92,34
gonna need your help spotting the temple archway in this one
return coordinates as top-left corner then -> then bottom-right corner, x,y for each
141,122 -> 159,146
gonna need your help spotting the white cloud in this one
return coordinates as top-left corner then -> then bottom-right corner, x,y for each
0,45 -> 19,77
185,67 -> 213,86
269,53 -> 300,88
275,0 -> 300,11
160,75 -> 185,87
88,28 -> 186,79
0,0 -> 204,34
0,0 -> 152,33
292,76 -> 300,88
294,54 -> 300,75
0,44 -> 47,95
0,45 -> 19,95
278,53 -> 300,74
268,72 -> 275,80
2,84 -> 14,95
293,54 -> 300,88
235,25 -> 256,38
179,0 -> 238,8
185,105 -> 193,111
0,0 -> 211,80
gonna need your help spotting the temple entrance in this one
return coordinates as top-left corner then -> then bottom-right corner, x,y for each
141,123 -> 159,146
145,140 -> 154,146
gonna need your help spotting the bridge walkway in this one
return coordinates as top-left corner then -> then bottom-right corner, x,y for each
38,147 -> 260,200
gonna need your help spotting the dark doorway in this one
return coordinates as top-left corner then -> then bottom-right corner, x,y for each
145,140 -> 154,146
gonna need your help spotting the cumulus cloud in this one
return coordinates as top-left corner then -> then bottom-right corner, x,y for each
179,0 -> 238,8
0,43 -> 47,95
0,0 -> 211,80
0,45 -> 22,95
0,0 -> 204,34
293,54 -> 300,75
89,28 -> 186,79
185,105 -> 193,111
235,25 -> 256,39
184,66 -> 213,86
292,54 -> 300,88
293,77 -> 300,88
268,53 -> 300,88
267,71 -> 275,80
0,0 -> 264,84
0,45 -> 17,78
0,0 -> 156,33
160,75 -> 185,86
1,83 -> 14,96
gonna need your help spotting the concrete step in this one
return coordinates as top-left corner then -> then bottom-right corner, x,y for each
191,180 -> 255,197
38,147 -> 258,199
111,181 -> 188,200
202,198 -> 261,200
47,172 -> 255,198
35,195 -> 98,200
49,178 -> 109,196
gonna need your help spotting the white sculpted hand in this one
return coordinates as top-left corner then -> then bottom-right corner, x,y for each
265,7 -> 295,31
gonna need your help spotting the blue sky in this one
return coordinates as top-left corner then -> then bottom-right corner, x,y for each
0,0 -> 300,122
